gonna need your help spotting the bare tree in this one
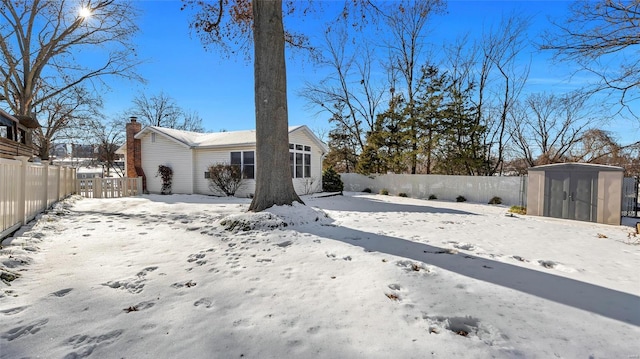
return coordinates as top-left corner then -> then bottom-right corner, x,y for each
478,15 -> 531,175
0,0 -> 142,123
182,0 -> 391,211
91,118 -> 125,177
129,91 -> 204,132
301,27 -> 384,155
511,91 -> 595,167
33,86 -> 102,159
542,0 -> 640,115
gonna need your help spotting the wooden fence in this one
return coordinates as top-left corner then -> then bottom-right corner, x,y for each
1,156 -> 76,239
76,177 -> 142,198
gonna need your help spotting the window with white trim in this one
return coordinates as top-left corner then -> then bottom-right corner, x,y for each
289,143 -> 312,178
231,151 -> 255,179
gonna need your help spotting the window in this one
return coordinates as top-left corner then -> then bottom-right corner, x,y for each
0,115 -> 15,140
230,151 -> 255,179
289,143 -> 312,178
204,171 -> 211,179
18,128 -> 26,144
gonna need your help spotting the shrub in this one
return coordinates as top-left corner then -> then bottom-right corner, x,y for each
488,196 -> 502,205
362,188 -> 372,193
380,189 -> 389,195
398,192 -> 408,197
509,206 -> 527,215
207,163 -> 244,196
456,195 -> 466,202
428,194 -> 437,200
322,167 -> 344,192
156,165 -> 173,195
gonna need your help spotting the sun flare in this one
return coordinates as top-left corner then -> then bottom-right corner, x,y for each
78,7 -> 92,18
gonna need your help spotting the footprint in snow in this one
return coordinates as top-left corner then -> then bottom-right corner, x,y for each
2,319 -> 49,341
50,288 -> 73,297
0,306 -> 29,316
538,260 -> 557,269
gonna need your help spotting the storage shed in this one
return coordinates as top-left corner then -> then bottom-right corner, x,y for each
527,163 -> 624,225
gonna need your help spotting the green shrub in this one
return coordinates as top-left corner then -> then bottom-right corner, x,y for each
379,189 -> 389,195
362,188 -> 372,193
398,192 -> 408,197
456,195 -> 466,202
428,194 -> 437,200
322,167 -> 344,192
488,196 -> 502,205
509,206 -> 526,215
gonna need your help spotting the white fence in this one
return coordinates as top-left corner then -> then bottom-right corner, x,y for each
341,173 -> 528,206
76,177 -> 142,198
1,157 -> 76,239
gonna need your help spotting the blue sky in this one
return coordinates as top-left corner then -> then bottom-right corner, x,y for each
100,0 -> 639,145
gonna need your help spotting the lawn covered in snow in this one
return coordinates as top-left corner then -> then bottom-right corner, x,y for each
1,192 -> 639,358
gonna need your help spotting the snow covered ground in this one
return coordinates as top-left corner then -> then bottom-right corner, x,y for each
1,192 -> 639,358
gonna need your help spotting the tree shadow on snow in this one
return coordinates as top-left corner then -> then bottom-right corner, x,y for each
309,194 -> 476,215
301,222 -> 640,327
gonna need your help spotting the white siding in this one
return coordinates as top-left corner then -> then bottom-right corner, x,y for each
193,146 -> 255,197
140,132 -> 194,194
288,128 -> 325,194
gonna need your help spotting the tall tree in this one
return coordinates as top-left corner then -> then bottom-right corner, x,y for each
249,0 -> 302,211
383,0 -> 445,174
542,0 -> 640,115
0,0 -> 141,123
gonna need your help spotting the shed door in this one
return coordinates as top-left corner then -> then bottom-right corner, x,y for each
570,172 -> 597,222
544,171 -> 597,222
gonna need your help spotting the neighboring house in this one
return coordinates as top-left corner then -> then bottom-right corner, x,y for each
76,167 -> 104,179
118,118 -> 328,196
0,109 -> 38,160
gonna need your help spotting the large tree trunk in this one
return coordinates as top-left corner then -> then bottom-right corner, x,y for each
249,0 -> 303,212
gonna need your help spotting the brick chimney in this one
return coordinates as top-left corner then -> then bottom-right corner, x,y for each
125,117 -> 141,178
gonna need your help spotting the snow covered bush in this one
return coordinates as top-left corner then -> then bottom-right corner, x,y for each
207,163 -> 244,196
428,194 -> 437,200
488,196 -> 502,205
379,189 -> 389,195
156,165 -> 173,195
456,195 -> 466,202
398,192 -> 408,197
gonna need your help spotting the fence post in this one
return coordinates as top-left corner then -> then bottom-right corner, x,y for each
42,161 -> 50,208
13,156 -> 29,225
56,165 -> 62,201
136,176 -> 142,195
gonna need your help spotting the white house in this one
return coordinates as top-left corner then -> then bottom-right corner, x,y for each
119,118 -> 328,197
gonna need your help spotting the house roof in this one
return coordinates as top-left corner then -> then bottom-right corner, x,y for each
134,125 -> 329,153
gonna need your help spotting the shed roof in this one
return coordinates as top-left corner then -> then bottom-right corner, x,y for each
528,162 -> 624,172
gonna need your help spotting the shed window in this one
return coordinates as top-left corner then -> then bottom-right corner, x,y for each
230,151 -> 255,179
